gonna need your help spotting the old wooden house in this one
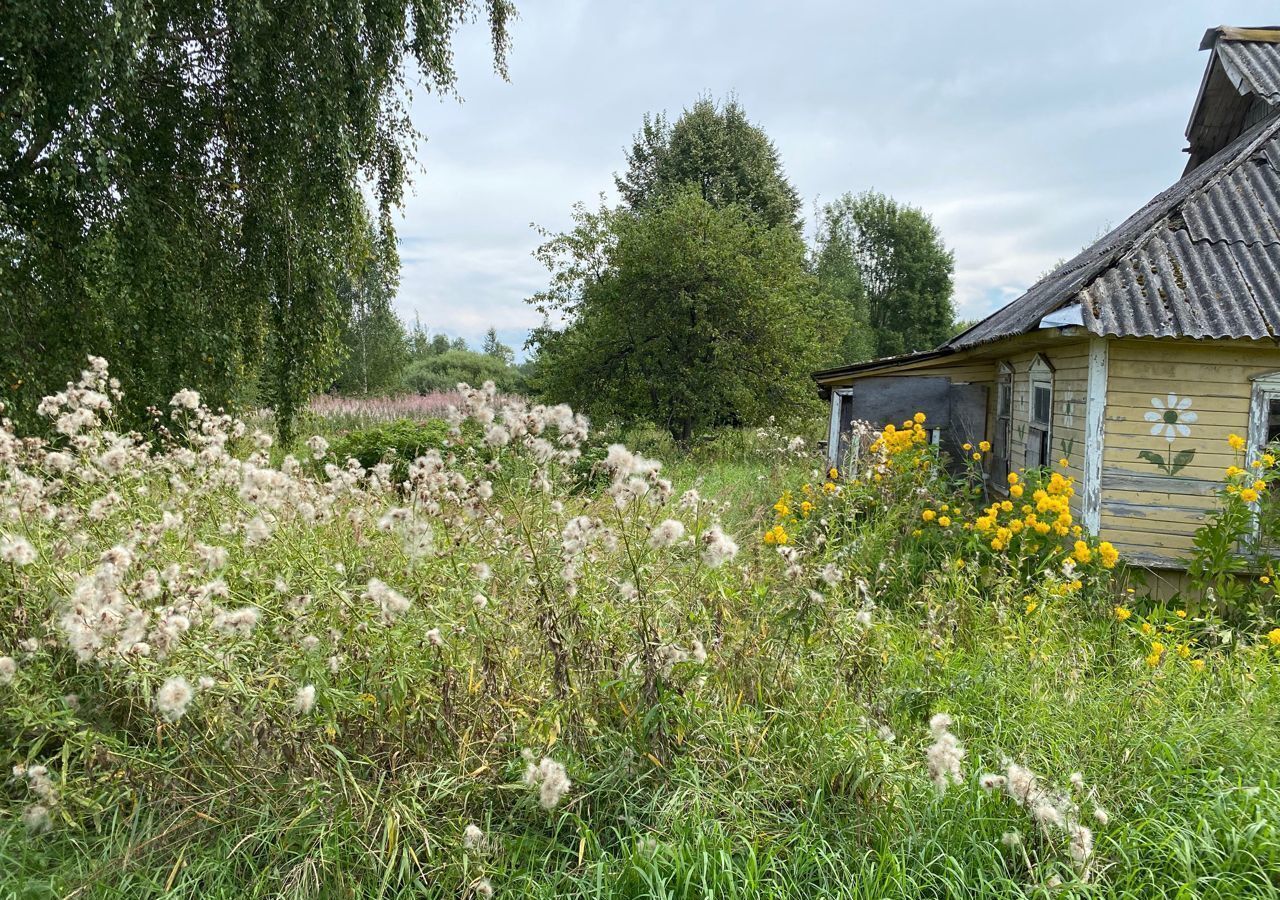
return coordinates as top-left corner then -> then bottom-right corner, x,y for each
815,25 -> 1280,572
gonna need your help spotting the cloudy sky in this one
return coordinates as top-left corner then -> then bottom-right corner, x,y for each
396,1 -> 1278,356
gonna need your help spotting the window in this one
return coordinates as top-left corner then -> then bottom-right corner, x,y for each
1248,373 -> 1280,549
1248,373 -> 1280,458
992,363 -> 1013,483
1026,355 -> 1053,468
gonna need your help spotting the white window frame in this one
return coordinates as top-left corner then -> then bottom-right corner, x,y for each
1247,371 -> 1280,550
1026,354 -> 1054,469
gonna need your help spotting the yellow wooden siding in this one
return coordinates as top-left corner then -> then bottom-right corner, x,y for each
1099,338 -> 1280,568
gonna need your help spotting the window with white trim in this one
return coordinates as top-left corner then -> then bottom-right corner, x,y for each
1248,373 -> 1280,550
1026,355 -> 1053,469
992,362 -> 1014,483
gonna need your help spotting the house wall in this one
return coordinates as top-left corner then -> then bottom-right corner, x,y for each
990,341 -> 1091,521
1099,338 -> 1280,568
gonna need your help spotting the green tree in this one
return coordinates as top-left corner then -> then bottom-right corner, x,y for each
529,189 -> 823,441
0,0 -> 514,438
813,209 -> 876,367
481,328 -> 514,365
615,96 -> 802,232
819,192 -> 955,358
332,231 -> 409,396
402,349 -> 525,395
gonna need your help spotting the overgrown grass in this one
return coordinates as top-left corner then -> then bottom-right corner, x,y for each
2,372 -> 1279,898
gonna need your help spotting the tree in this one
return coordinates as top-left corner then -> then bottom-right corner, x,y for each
818,192 -> 955,358
529,189 -> 824,441
482,328 -> 515,365
615,96 -> 802,232
813,211 -> 876,367
402,349 -> 525,395
332,231 -> 409,396
0,0 -> 514,437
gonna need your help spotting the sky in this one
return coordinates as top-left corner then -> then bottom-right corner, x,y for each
395,1 -> 1280,357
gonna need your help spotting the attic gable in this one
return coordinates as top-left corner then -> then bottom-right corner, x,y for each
1185,26 -> 1280,172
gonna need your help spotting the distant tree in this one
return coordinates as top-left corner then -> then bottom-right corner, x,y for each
402,349 -> 525,395
529,189 -> 823,441
0,0 -> 515,437
950,318 -> 980,338
819,192 -> 955,358
615,96 -> 802,232
330,225 -> 409,395
813,210 -> 876,366
482,327 -> 515,365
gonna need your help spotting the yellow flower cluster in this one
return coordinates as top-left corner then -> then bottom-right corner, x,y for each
972,470 -> 1076,552
870,418 -> 931,457
763,524 -> 789,545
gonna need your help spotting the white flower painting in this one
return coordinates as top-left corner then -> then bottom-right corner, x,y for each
1144,393 -> 1197,443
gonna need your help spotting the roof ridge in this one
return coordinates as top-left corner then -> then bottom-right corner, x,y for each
946,113 -> 1280,350
1096,113 -> 1280,279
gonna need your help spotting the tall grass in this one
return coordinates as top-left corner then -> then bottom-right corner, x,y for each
2,366 -> 1279,898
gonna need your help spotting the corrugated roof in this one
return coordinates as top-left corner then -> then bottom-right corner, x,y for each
948,111 -> 1280,349
1217,38 -> 1280,104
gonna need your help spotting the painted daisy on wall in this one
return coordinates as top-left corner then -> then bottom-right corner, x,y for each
1145,393 -> 1198,442
1139,393 -> 1198,475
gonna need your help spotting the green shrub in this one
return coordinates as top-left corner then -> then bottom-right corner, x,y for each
327,417 -> 452,481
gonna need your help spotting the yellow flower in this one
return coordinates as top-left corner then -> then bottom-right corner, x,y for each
972,452 -> 981,461
938,515 -> 952,528
913,412 -> 926,424
1254,480 -> 1268,493
922,509 -> 936,522
1241,488 -> 1259,503
911,529 -> 923,537
1226,465 -> 1244,477
1145,652 -> 1162,668
800,500 -> 814,517
1140,621 -> 1154,635
1268,628 -> 1280,646
1265,453 -> 1276,467
1072,540 -> 1092,564
1175,609 -> 1188,618
822,481 -> 836,494
979,440 -> 992,452
1114,606 -> 1131,621
1190,658 -> 1206,672
962,443 -> 972,451
1261,576 -> 1271,585
1229,433 -> 1247,451
829,467 -> 839,480
763,524 -> 789,545
1176,643 -> 1191,659
954,558 -> 965,570
1059,457 -> 1069,467
1098,541 -> 1119,568
1010,484 -> 1024,498
1007,472 -> 1019,485
1025,600 -> 1038,614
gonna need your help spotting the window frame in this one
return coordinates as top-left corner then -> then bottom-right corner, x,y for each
1247,372 -> 1280,550
1026,354 -> 1054,469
